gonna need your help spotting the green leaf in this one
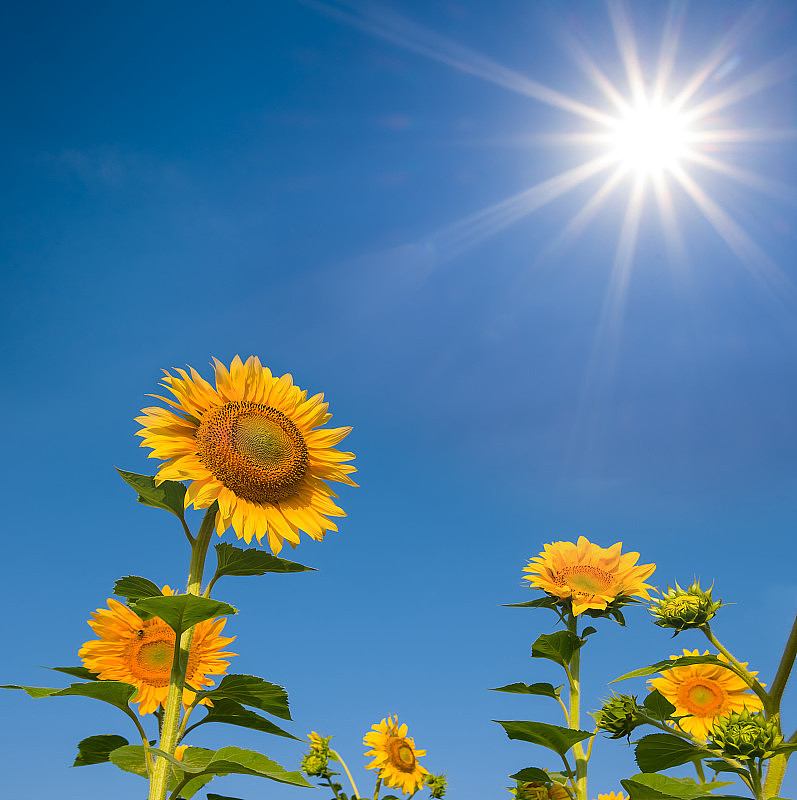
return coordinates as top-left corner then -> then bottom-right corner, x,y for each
189,698 -> 298,739
188,746 -> 311,786
197,675 -> 292,720
531,631 -> 583,667
214,543 -> 315,577
703,760 -> 750,779
581,626 -> 598,637
113,576 -> 163,604
635,734 -> 707,772
1,684 -> 60,698
494,720 -> 593,757
165,747 -> 217,798
643,690 -> 677,721
621,774 -> 733,799
3,680 -> 137,710
207,796 -> 246,800
72,734 -> 129,766
132,594 -> 236,633
613,655 -> 732,683
109,745 -> 149,778
503,597 -> 561,610
49,666 -> 100,681
116,468 -> 186,519
771,742 -> 797,756
490,682 -> 562,699
510,767 -> 550,782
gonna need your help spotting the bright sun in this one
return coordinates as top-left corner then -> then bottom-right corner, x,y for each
608,99 -> 690,175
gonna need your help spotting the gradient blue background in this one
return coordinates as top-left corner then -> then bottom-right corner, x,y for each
2,1 -> 796,798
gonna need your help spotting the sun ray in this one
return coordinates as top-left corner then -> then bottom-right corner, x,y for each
607,0 -> 647,105
651,0 -> 687,104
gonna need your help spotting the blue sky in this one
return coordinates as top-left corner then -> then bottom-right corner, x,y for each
2,1 -> 797,798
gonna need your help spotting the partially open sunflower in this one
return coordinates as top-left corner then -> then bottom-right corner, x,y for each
136,355 -> 356,553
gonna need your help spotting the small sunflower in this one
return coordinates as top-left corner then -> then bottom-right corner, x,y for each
79,587 -> 236,715
523,536 -> 655,615
647,649 -> 764,741
595,794 -> 627,800
364,715 -> 429,795
136,355 -> 356,554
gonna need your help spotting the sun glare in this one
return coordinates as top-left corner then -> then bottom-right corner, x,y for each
608,99 -> 690,175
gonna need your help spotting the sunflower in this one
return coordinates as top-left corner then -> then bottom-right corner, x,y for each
136,355 -> 356,554
364,715 -> 429,795
647,649 -> 764,741
523,536 -> 655,615
79,587 -> 236,715
595,794 -> 627,800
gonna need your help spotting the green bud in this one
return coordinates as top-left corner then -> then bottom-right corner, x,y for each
595,693 -> 644,739
509,780 -> 569,800
424,773 -> 448,798
301,752 -> 329,777
711,709 -> 783,760
649,581 -> 722,633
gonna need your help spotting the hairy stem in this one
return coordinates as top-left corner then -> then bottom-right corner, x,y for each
567,611 -> 587,800
330,750 -> 361,800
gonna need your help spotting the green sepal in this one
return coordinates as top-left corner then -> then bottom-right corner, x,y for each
621,774 -> 734,799
188,697 -> 298,739
494,720 -> 592,757
490,682 -> 562,699
72,734 -> 129,766
531,631 -> 583,667
635,733 -> 708,772
131,594 -> 237,634
3,680 -> 137,710
509,767 -> 550,782
643,690 -> 677,721
613,655 -> 731,683
116,469 -> 186,519
48,666 -> 100,681
113,576 -> 163,604
581,626 -> 598,637
770,742 -> 797,756
195,675 -> 291,720
503,597 -> 561,610
214,543 -> 315,577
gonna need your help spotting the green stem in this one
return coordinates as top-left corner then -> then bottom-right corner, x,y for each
324,774 -> 343,800
566,611 -> 587,800
373,776 -> 383,800
702,625 -> 769,709
693,760 -> 706,785
749,760 -> 764,800
330,749 -> 361,800
147,504 -> 217,800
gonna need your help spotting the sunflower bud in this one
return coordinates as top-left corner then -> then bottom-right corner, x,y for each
595,694 -> 645,739
710,709 -> 783,760
510,780 -> 569,800
424,773 -> 448,798
301,752 -> 329,777
649,581 -> 722,633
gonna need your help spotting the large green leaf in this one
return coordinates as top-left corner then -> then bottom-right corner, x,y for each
49,666 -> 100,681
621,774 -> 734,799
613,655 -> 731,683
214,543 -> 315,577
495,720 -> 592,757
113,576 -> 163,604
503,597 -> 561,610
72,734 -> 129,766
3,680 -> 137,710
490,682 -> 562,699
167,747 -> 217,799
510,767 -> 551,782
188,746 -> 311,787
197,675 -> 291,720
635,734 -> 707,772
188,697 -> 297,739
643,690 -> 676,721
132,594 -> 236,633
531,631 -> 583,667
116,469 -> 186,519
109,745 -> 150,779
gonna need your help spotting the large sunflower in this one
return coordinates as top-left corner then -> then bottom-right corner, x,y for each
136,355 -> 356,553
523,536 -> 655,615
79,587 -> 236,715
364,715 -> 429,795
647,649 -> 764,741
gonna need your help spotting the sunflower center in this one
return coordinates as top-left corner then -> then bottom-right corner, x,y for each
559,565 -> 613,595
124,620 -> 203,689
196,401 -> 309,504
388,737 -> 416,773
680,679 -> 726,716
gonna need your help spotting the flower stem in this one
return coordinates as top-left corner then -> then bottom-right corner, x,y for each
373,775 -> 383,800
330,749 -> 361,800
566,611 -> 587,800
701,625 -> 769,708
147,504 -> 217,800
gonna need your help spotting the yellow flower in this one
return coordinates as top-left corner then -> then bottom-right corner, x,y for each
78,587 -> 236,715
595,794 -> 627,800
136,355 -> 356,554
174,745 -> 187,761
648,649 -> 764,741
364,715 -> 429,795
523,536 -> 655,615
